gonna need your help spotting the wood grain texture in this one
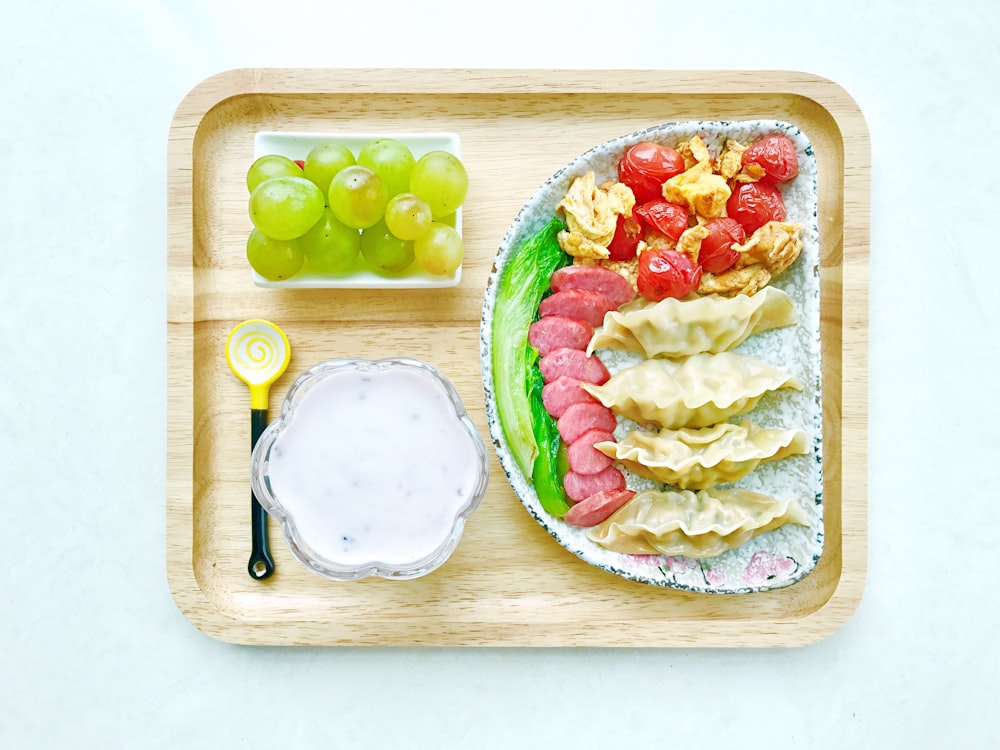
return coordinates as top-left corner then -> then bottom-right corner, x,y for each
167,68 -> 870,647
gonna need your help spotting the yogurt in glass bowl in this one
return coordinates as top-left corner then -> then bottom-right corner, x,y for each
250,357 -> 489,581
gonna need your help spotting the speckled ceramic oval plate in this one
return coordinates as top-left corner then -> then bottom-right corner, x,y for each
481,120 -> 824,594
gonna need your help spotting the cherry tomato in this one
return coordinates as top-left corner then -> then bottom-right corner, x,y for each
637,247 -> 702,302
699,217 -> 745,274
617,141 -> 686,203
634,200 -> 689,242
617,158 -> 661,204
607,214 -> 644,261
742,134 -> 798,184
294,159 -> 305,169
726,182 -> 786,235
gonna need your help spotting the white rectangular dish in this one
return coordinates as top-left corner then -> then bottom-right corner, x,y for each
251,130 -> 463,289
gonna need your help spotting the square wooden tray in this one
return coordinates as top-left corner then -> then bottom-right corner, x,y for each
167,68 -> 869,647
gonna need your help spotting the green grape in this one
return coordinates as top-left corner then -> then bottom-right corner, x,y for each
435,212 -> 457,229
246,228 -> 305,280
413,222 -> 463,276
249,176 -> 325,240
246,154 -> 303,193
409,151 -> 468,218
328,166 -> 389,229
301,208 -> 361,273
383,193 -> 432,241
303,143 -> 356,194
358,138 -> 415,198
360,220 -> 415,274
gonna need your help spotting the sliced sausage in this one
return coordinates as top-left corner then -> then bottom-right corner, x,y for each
528,315 -> 593,356
538,347 -> 611,385
557,403 -> 617,445
541,376 -> 599,419
566,428 -> 616,475
563,465 -> 626,503
563,489 -> 636,527
550,265 -> 636,307
538,289 -> 619,328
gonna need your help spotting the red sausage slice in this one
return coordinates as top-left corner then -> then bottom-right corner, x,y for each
541,376 -> 600,419
563,465 -> 626,503
566,428 -> 615,475
538,347 -> 611,385
557,403 -> 617,445
528,315 -> 593,356
563,489 -> 637,527
538,289 -> 619,328
550,265 -> 636,307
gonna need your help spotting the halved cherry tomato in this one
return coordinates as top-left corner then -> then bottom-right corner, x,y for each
634,200 -> 689,242
742,134 -> 798,184
726,182 -> 786,235
607,214 -> 644,261
637,247 -> 702,302
617,141 -> 686,203
699,217 -> 745,274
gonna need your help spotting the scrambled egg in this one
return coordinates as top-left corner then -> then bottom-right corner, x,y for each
736,163 -> 767,183
675,224 -> 710,265
557,231 -> 611,260
717,139 -> 747,180
556,171 -> 635,259
717,139 -> 766,183
662,160 -> 732,219
698,265 -> 772,297
677,135 -> 712,169
734,221 -> 804,276
698,221 -> 804,296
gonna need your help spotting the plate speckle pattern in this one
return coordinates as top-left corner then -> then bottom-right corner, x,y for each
481,121 -> 823,594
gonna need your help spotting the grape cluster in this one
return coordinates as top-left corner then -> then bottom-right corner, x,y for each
245,139 -> 468,281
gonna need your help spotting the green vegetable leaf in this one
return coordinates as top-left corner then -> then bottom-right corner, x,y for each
490,217 -> 570,488
526,345 -> 570,517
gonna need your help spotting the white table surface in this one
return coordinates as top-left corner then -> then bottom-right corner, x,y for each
3,0 -> 998,746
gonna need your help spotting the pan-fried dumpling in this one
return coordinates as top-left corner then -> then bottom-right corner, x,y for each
594,421 -> 808,489
587,286 -> 797,358
581,352 -> 802,429
586,487 -> 809,557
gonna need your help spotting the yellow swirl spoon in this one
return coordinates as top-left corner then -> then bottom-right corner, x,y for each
226,319 -> 291,580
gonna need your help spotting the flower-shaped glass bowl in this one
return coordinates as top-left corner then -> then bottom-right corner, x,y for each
250,357 -> 489,581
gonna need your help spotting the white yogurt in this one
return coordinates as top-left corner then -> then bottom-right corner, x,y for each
263,362 -> 484,570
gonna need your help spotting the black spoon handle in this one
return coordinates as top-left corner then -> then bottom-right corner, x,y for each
248,408 -> 275,580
